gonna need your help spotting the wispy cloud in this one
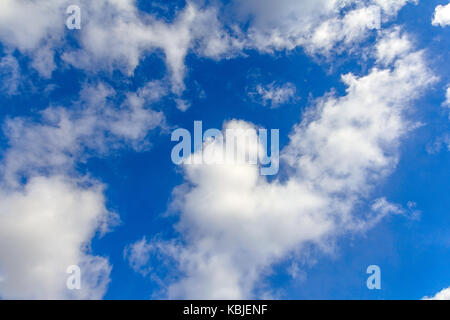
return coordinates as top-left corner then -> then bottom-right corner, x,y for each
249,82 -> 297,108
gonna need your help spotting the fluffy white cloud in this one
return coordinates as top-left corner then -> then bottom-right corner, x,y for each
132,30 -> 435,299
0,0 -> 436,300
0,81 -> 166,299
0,176 -> 117,299
1,82 -> 166,186
0,1 -> 417,92
233,0 -> 416,54
432,3 -> 450,27
0,0 -> 66,77
62,1 -> 237,94
423,287 -> 450,300
0,0 -> 237,93
250,82 -> 297,108
376,27 -> 412,65
0,0 -> 65,51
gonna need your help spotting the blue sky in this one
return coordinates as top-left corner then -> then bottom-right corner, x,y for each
0,0 -> 449,300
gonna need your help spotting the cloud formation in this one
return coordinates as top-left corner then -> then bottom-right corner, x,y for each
0,0 -> 445,300
423,287 -> 450,300
0,81 -> 166,299
0,1 -> 238,94
1,82 -> 166,186
0,55 -> 21,95
232,0 -> 415,54
445,86 -> 450,108
0,1 -> 419,93
432,3 -> 450,27
249,82 -> 297,108
131,29 -> 436,299
0,176 -> 116,299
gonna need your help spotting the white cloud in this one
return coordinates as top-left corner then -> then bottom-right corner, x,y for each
0,81 -> 166,299
175,99 -> 191,112
131,30 -> 435,299
0,0 -> 237,94
0,55 -> 20,95
376,27 -> 412,65
1,82 -> 166,186
0,1 -> 417,92
250,82 -> 297,108
423,287 -> 450,300
426,86 -> 450,153
0,175 -> 117,299
445,86 -> 450,108
426,134 -> 450,154
30,44 -> 57,79
287,262 -> 307,282
363,197 -> 407,228
0,0 -> 65,51
0,0 -> 65,78
233,0 -> 416,54
0,0 -> 437,300
61,1 -> 235,94
124,237 -> 154,277
432,3 -> 450,27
